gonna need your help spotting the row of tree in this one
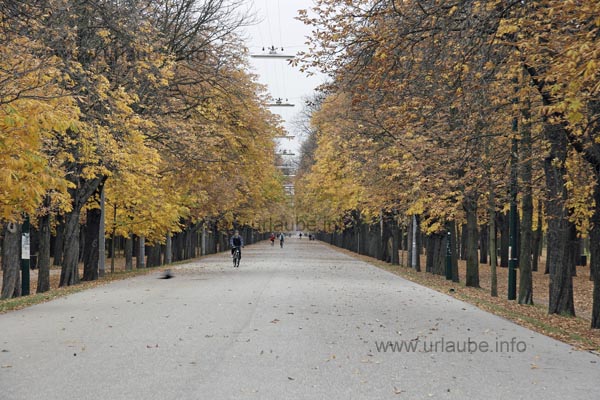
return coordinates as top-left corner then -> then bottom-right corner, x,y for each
293,1 -> 600,327
1,0 -> 285,298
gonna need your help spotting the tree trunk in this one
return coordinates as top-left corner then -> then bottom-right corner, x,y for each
407,217 -> 413,269
165,233 -> 172,264
137,236 -> 146,268
37,208 -> 52,293
172,231 -> 181,261
460,224 -> 467,261
519,104 -> 534,305
479,224 -> 488,264
424,232 -> 444,275
184,225 -> 193,259
79,224 -> 86,263
464,194 -> 480,287
201,223 -> 207,256
518,199 -> 534,305
60,208 -> 82,286
499,212 -> 509,268
544,123 -> 574,316
1,223 -> 22,299
448,220 -> 459,282
380,212 -> 393,262
433,233 -> 445,275
489,198 -> 498,297
82,207 -> 101,281
409,215 -> 421,272
60,176 -> 104,287
98,186 -> 105,278
425,235 -> 434,274
110,204 -> 117,273
147,245 -> 161,268
125,234 -> 133,270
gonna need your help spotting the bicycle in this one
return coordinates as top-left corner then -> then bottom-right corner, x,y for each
232,246 -> 241,268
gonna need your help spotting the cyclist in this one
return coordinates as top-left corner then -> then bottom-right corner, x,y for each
230,230 -> 244,262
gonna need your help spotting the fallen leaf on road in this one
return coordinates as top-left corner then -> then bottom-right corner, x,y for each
270,319 -> 280,324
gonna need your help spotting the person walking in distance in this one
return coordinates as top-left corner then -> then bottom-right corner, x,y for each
269,232 -> 276,246
279,232 -> 285,248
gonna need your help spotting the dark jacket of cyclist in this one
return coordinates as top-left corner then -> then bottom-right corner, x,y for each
230,231 -> 244,257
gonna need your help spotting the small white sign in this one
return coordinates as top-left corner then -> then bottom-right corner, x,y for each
22,232 -> 30,260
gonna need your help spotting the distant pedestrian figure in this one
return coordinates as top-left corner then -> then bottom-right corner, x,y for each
269,232 -> 276,246
299,232 -> 303,239
279,232 -> 285,248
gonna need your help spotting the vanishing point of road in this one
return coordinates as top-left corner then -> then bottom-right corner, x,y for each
1,238 -> 598,399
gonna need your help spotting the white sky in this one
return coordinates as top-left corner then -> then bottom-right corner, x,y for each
241,0 -> 325,155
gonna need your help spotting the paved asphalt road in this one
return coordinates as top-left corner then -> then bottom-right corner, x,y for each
1,238 -> 598,399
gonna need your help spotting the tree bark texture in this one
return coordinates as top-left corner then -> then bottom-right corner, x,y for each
464,194 -> 480,288
499,212 -> 509,268
125,235 -> 133,270
1,222 -> 22,299
60,175 -> 104,287
82,207 -> 101,281
519,105 -> 534,305
479,224 -> 488,264
544,123 -> 574,316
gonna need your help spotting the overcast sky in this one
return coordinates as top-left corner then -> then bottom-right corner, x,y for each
241,0 -> 325,155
